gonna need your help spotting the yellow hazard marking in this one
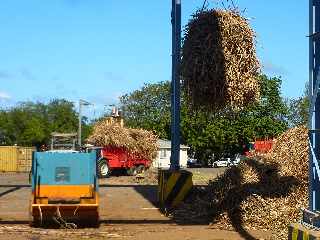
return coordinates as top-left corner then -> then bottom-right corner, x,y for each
303,230 -> 309,240
292,227 -> 298,240
172,175 -> 193,207
164,172 -> 181,199
158,171 -> 164,202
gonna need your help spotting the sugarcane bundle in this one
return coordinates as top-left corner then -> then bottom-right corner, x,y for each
87,119 -> 158,160
173,126 -> 309,239
182,9 -> 260,110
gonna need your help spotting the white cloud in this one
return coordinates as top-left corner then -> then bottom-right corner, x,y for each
262,61 -> 288,76
0,91 -> 11,100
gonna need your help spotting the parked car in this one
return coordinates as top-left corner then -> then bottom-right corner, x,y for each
213,158 -> 232,168
187,157 -> 202,168
231,153 -> 241,166
213,153 -> 242,168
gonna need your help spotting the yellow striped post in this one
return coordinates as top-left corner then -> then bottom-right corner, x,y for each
158,169 -> 193,209
288,223 -> 320,240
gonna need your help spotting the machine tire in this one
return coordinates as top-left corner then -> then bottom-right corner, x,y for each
136,165 -> 145,174
127,166 -> 138,176
97,159 -> 110,178
213,163 -> 218,168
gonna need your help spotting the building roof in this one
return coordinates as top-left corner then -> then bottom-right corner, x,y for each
157,139 -> 189,149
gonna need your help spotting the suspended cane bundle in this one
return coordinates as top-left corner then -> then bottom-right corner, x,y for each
87,119 -> 158,160
182,9 -> 260,110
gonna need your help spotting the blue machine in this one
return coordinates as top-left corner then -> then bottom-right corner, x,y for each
30,151 -> 99,227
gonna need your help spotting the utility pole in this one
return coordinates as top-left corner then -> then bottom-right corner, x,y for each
78,99 -> 93,148
170,0 -> 181,171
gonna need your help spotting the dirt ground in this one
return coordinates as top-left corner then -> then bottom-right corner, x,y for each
0,168 -> 272,240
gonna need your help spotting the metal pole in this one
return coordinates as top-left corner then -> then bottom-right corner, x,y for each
308,0 -> 314,211
170,0 -> 181,171
309,0 -> 320,212
78,99 -> 93,148
51,137 -> 54,150
78,100 -> 82,147
309,0 -> 313,211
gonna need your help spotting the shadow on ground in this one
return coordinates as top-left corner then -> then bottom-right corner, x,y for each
100,184 -> 159,206
0,186 -> 23,198
169,158 -> 299,240
0,159 -> 299,240
100,158 -> 299,240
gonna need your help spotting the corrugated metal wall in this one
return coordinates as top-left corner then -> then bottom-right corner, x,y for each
17,147 -> 35,172
0,146 -> 18,171
0,146 -> 35,172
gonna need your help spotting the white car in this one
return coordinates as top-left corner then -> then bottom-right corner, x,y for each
213,158 -> 232,168
231,154 -> 241,166
213,154 -> 242,168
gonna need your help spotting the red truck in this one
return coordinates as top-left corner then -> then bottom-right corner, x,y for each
87,146 -> 151,178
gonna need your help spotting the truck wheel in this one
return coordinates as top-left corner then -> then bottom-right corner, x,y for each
136,165 -> 145,174
127,166 -> 138,176
98,159 -> 110,178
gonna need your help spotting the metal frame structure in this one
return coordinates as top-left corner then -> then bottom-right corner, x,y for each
170,0 -> 182,171
303,0 -> 320,228
50,132 -> 77,150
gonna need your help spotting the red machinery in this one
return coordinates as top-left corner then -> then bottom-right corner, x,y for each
88,146 -> 151,178
243,140 -> 274,157
254,140 -> 274,153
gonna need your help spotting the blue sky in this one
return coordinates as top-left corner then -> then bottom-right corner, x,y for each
0,0 -> 308,117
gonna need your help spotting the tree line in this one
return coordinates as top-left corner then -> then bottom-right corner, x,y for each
120,75 -> 309,164
0,75 -> 309,164
0,99 -> 92,148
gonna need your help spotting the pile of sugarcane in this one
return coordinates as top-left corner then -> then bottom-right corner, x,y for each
266,126 -> 308,182
87,119 -> 158,160
172,126 -> 308,239
182,9 -> 260,110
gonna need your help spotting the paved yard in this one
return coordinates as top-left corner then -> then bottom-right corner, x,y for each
0,169 -> 271,240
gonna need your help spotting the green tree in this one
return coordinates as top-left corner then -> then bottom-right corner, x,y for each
0,102 -> 47,146
0,110 -> 12,145
81,116 -> 93,143
120,75 -> 289,164
120,81 -> 171,139
238,75 -> 289,139
287,83 -> 309,127
0,99 -> 93,147
47,99 -> 79,134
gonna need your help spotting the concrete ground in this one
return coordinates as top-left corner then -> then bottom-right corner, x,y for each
0,169 -> 272,240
